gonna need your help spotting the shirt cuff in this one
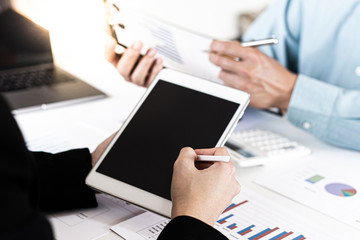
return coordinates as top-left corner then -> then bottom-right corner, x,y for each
287,74 -> 338,138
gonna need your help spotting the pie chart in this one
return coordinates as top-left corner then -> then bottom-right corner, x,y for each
325,183 -> 357,197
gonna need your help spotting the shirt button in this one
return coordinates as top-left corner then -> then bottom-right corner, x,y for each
356,66 -> 360,77
303,122 -> 311,130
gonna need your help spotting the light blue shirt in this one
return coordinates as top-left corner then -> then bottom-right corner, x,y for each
243,0 -> 360,151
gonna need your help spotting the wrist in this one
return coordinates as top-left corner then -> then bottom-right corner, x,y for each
171,203 -> 217,226
277,72 -> 297,111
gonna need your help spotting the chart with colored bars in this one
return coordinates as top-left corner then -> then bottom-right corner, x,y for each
214,188 -> 337,240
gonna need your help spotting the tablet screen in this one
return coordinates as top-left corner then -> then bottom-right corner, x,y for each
96,80 -> 239,200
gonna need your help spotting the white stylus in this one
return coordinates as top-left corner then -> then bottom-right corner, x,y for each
196,155 -> 230,162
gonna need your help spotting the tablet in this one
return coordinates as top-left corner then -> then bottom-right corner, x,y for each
86,69 -> 249,217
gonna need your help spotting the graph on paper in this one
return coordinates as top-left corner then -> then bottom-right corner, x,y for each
110,187 -> 339,240
213,189 -> 329,240
325,183 -> 357,197
255,150 -> 360,231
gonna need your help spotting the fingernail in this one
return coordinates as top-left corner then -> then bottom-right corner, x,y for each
156,58 -> 163,64
147,48 -> 156,57
132,41 -> 142,50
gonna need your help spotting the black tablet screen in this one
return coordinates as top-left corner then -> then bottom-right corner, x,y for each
96,80 -> 239,200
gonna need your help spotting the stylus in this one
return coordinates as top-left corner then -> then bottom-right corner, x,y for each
196,155 -> 230,162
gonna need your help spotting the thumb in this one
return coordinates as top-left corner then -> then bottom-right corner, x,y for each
175,147 -> 197,169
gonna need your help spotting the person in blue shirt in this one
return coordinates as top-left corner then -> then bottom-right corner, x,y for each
208,0 -> 360,151
109,0 -> 360,151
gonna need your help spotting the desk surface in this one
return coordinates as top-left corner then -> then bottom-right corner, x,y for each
12,1 -> 360,239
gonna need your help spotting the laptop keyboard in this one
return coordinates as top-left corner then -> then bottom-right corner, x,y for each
0,68 -> 75,92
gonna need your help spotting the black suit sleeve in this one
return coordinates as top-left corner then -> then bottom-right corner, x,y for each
33,149 -> 97,212
158,216 -> 228,240
0,96 -> 96,240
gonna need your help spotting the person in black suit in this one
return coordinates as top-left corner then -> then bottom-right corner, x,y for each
0,95 -> 240,240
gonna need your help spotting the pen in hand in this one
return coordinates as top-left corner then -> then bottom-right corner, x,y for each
205,37 -> 278,61
239,37 -> 278,47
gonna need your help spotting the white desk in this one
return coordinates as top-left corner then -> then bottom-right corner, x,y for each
233,108 -> 360,239
16,92 -> 360,240
12,0 -> 360,239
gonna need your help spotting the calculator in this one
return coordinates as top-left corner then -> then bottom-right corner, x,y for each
225,129 -> 311,167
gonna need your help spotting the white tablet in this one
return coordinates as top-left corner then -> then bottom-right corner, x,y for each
86,69 -> 249,217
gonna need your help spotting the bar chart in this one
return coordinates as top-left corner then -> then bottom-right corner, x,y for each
217,211 -> 305,240
223,201 -> 248,213
216,199 -> 307,239
214,188 -> 337,240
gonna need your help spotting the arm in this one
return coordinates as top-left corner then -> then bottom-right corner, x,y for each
33,149 -> 97,212
244,0 -> 360,151
0,96 -> 98,239
210,0 -> 360,151
209,0 -> 300,110
287,75 -> 360,151
159,216 -> 227,240
1,96 -> 53,239
34,130 -> 118,212
33,131 -> 116,212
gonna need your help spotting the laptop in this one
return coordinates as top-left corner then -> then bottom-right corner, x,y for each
0,7 -> 106,113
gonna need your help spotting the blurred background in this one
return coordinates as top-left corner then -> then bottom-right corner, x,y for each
7,0 -> 274,96
11,0 -> 274,39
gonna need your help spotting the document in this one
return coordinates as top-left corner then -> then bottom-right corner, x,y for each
111,212 -> 170,240
254,149 -> 360,230
25,130 -> 74,153
49,194 -> 145,240
109,0 -> 222,83
110,188 -> 339,240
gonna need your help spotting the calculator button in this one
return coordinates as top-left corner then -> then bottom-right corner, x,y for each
226,129 -> 311,167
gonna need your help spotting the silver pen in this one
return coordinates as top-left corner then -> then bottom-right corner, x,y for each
204,37 -> 278,61
240,37 -> 278,47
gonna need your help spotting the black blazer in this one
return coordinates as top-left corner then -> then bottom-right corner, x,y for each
0,96 -> 227,240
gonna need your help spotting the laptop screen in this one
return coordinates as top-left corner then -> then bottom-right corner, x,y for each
0,9 -> 53,71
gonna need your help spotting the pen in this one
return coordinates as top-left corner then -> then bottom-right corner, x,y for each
240,37 -> 278,47
196,155 -> 230,162
204,37 -> 278,61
